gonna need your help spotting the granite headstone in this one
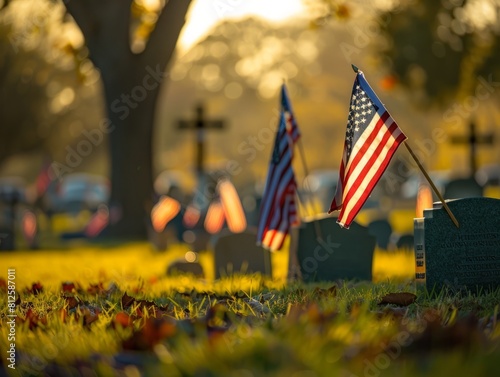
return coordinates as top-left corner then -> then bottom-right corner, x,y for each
167,259 -> 204,277
213,230 -> 272,278
414,197 -> 500,293
0,179 -> 23,251
296,215 -> 376,282
443,177 -> 483,199
0,232 -> 14,251
395,233 -> 414,251
368,219 -> 392,250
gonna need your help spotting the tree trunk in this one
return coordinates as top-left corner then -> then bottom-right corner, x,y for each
101,65 -> 158,239
64,0 -> 192,240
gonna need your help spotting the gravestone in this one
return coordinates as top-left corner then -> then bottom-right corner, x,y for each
296,215 -> 376,282
395,233 -> 414,251
443,177 -> 483,199
368,219 -> 392,249
0,179 -> 24,251
167,259 -> 204,277
0,232 -> 14,251
213,230 -> 272,278
414,197 -> 500,293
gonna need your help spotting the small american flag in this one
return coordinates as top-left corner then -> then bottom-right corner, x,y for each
281,84 -> 301,144
329,70 -> 407,228
257,111 -> 299,251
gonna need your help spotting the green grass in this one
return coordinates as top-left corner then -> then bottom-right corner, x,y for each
0,244 -> 499,377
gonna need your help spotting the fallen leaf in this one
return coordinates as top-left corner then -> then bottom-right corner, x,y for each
121,292 -> 170,317
19,308 -> 47,330
205,304 -> 232,329
122,317 -> 177,351
135,299 -> 161,311
24,282 -> 43,296
313,285 -> 338,298
113,312 -> 135,328
408,314 -> 484,353
121,292 -> 136,309
81,306 -> 100,327
62,282 -> 76,293
378,292 -> 416,307
87,282 -> 106,295
14,292 -> 21,306
63,296 -> 81,310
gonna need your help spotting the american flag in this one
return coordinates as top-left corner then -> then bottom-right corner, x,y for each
257,111 -> 299,251
281,84 -> 301,144
328,70 -> 407,228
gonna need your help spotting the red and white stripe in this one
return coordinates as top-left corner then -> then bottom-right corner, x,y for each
329,112 -> 406,228
257,112 -> 299,251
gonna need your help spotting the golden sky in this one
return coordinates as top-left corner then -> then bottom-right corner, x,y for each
178,0 -> 305,51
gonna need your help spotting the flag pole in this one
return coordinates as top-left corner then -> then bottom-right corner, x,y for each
283,79 -> 323,241
404,141 -> 459,228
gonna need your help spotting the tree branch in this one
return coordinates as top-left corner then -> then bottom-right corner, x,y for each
142,0 -> 192,69
0,0 -> 15,10
62,0 -> 95,45
63,0 -> 134,72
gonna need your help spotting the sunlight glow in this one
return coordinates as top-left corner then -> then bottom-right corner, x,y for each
136,0 -> 162,11
151,196 -> 181,233
416,184 -> 433,218
218,179 -> 247,233
179,0 -> 305,51
204,200 -> 225,234
461,0 -> 498,30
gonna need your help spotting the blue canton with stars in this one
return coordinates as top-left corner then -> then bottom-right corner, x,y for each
345,76 -> 379,159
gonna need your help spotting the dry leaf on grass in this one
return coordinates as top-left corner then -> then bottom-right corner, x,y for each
378,292 -> 417,307
122,317 -> 177,351
24,282 -> 43,296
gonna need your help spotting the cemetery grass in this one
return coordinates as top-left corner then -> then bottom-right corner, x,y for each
0,244 -> 499,377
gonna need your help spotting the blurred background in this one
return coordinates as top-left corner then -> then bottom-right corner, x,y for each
0,0 -> 499,249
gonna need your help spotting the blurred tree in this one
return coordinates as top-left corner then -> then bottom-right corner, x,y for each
379,0 -> 500,106
0,21 -> 49,163
59,0 -> 192,239
308,0 -> 500,106
0,0 -> 97,167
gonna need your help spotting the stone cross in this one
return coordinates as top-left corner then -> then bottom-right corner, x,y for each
450,121 -> 494,176
177,104 -> 226,175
